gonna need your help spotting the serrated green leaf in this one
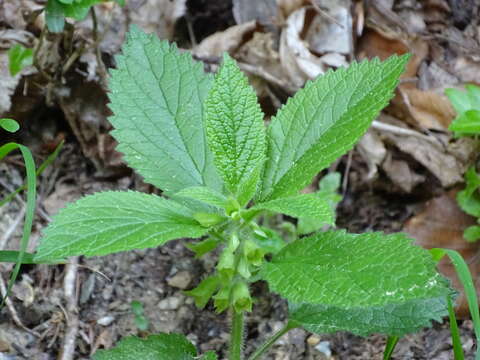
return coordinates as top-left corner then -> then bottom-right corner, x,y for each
8,45 -> 33,76
252,193 -> 334,225
0,118 -> 20,133
205,54 -> 265,204
108,26 -> 222,195
289,295 -> 448,336
297,172 -> 342,235
174,186 -> 228,209
464,225 -> 480,242
34,191 -> 207,261
457,167 -> 480,217
251,226 -> 286,254
260,230 -> 450,307
92,334 -> 197,360
260,55 -> 409,200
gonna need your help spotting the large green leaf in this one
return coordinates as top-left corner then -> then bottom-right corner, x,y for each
205,54 -> 265,203
259,55 -> 409,200
93,334 -> 197,360
34,191 -> 207,261
108,26 -> 222,195
252,193 -> 334,225
260,231 -> 450,307
289,296 -> 448,337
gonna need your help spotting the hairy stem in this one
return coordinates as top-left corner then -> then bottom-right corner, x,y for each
229,310 -> 245,360
247,322 -> 298,360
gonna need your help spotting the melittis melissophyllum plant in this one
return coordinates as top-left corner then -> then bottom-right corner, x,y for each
34,26 -> 453,360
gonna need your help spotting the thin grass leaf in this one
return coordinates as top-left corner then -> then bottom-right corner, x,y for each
448,296 -> 465,360
433,248 -> 480,360
0,140 -> 63,207
0,143 -> 36,307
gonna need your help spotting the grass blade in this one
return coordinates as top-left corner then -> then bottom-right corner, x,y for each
0,143 -> 36,307
432,248 -> 480,359
0,140 -> 63,207
448,295 -> 465,360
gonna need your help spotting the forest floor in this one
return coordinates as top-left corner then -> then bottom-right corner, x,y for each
1,0 -> 480,359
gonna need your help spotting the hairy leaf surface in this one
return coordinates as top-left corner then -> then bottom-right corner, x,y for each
289,296 -> 448,337
260,231 -> 450,307
253,193 -> 334,225
174,186 -> 228,209
93,333 -> 197,360
205,54 -> 265,202
35,191 -> 206,261
260,55 -> 409,200
108,26 -> 222,194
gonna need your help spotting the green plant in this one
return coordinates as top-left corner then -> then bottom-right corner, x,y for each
131,300 -> 149,331
8,45 -> 34,76
32,27 -> 455,359
45,0 -> 124,33
445,85 -> 480,242
0,119 -> 63,307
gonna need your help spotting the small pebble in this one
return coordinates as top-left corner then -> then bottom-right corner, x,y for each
97,316 -> 115,326
158,295 -> 183,310
167,271 -> 192,289
307,334 -> 321,346
315,341 -> 332,357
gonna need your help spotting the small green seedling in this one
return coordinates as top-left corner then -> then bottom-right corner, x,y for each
33,27 -> 454,359
131,300 -> 149,331
446,84 -> 480,242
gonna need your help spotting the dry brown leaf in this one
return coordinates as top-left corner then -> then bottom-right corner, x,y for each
357,130 -> 387,180
383,130 -> 464,187
382,155 -> 425,193
304,0 -> 353,55
279,7 -> 326,87
233,0 -> 277,25
398,88 -> 456,130
129,0 -> 186,40
404,191 -> 480,318
194,21 -> 257,58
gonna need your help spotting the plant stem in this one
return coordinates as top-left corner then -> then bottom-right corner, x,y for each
247,322 -> 298,360
229,310 -> 245,360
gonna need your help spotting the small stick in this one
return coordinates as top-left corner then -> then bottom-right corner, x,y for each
59,257 -> 79,360
371,120 -> 444,148
0,272 -> 40,337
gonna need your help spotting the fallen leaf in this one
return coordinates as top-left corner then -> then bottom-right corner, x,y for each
383,129 -> 464,187
357,130 -> 387,180
279,7 -> 325,87
194,21 -> 258,58
303,0 -> 353,55
398,88 -> 456,130
404,191 -> 480,318
382,154 -> 425,193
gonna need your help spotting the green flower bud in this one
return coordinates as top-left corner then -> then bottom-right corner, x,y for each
231,281 -> 252,313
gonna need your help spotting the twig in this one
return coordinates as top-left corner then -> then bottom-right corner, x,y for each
59,257 -> 79,360
0,272 -> 40,337
0,207 -> 25,250
371,120 -> 444,148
